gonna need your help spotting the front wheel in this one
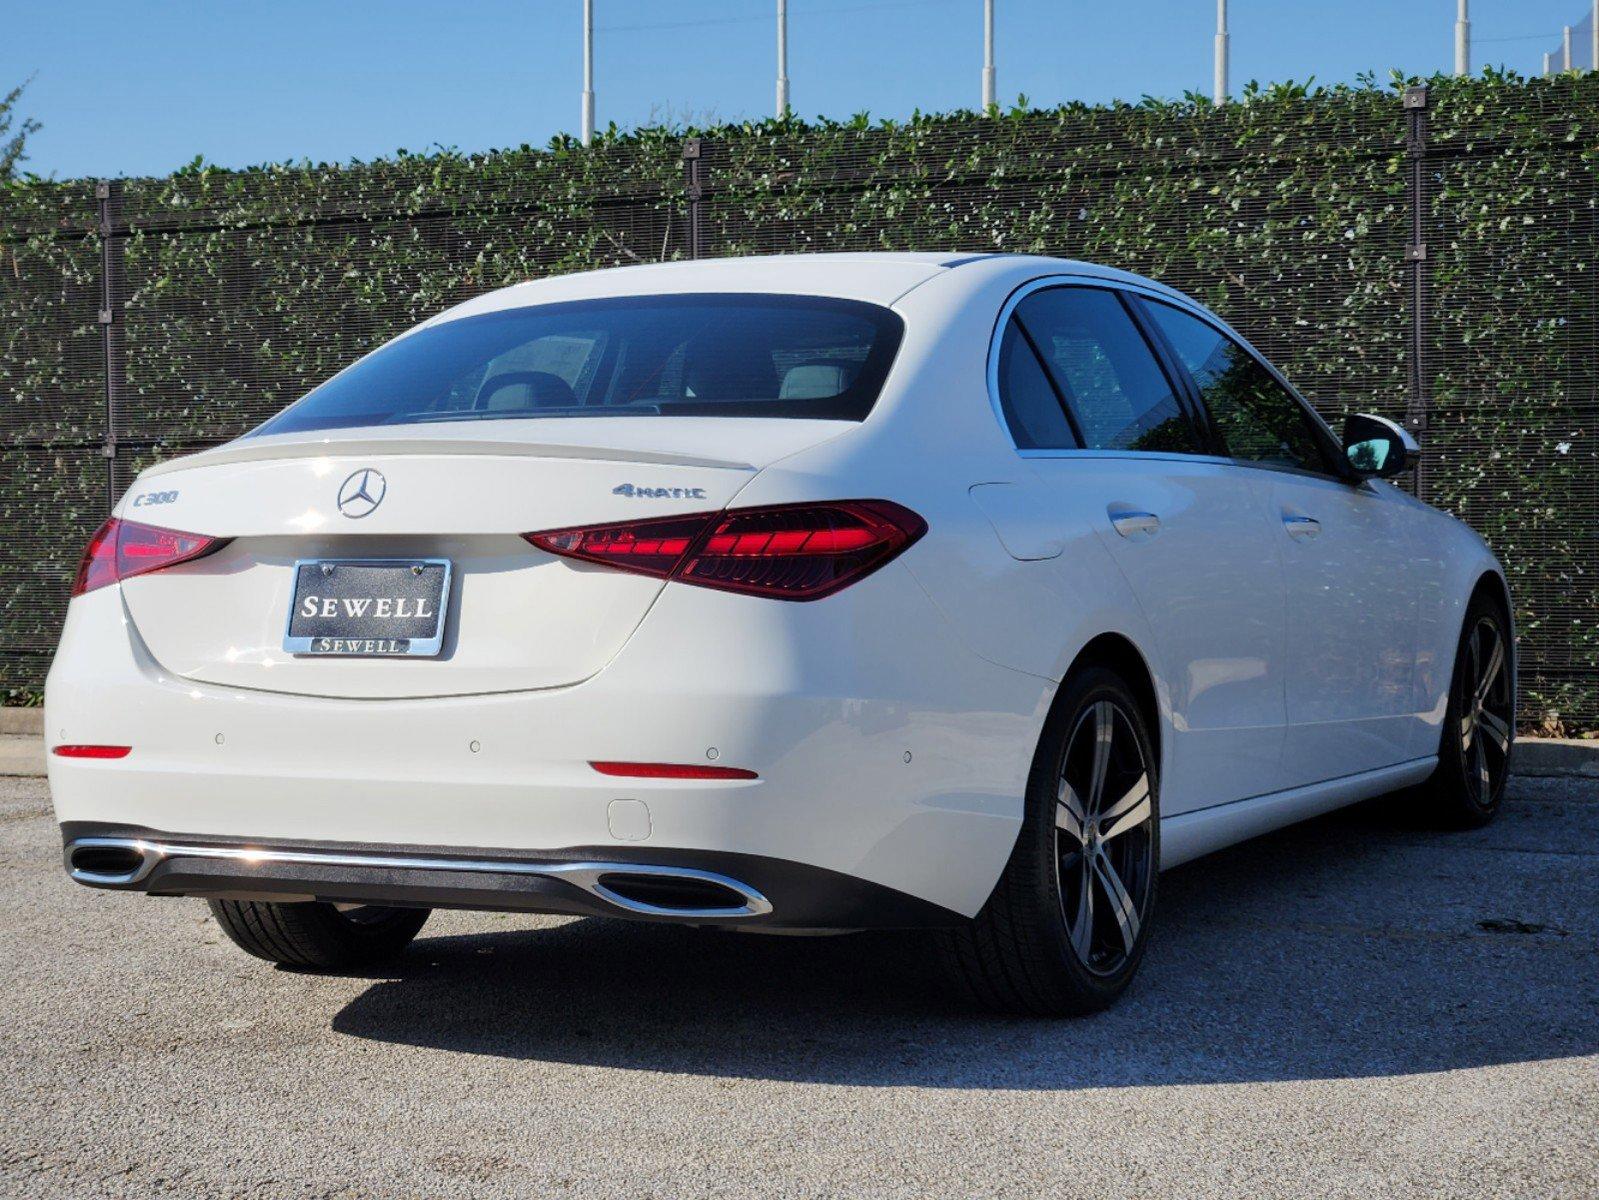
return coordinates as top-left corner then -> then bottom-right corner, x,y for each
208,899 -> 429,969
941,667 -> 1159,1016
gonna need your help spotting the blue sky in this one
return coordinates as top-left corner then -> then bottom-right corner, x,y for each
4,0 -> 1590,179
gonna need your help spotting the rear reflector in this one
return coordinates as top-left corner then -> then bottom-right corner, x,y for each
52,745 -> 132,759
527,500 -> 926,601
590,761 -> 759,780
72,517 -> 223,597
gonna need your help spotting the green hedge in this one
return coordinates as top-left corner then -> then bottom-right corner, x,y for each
2,71 -> 1595,726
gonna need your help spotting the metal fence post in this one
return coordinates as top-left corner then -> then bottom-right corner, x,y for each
682,138 -> 703,260
1402,86 -> 1429,502
95,179 -> 126,512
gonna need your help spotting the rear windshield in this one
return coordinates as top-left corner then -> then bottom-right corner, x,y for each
251,293 -> 904,435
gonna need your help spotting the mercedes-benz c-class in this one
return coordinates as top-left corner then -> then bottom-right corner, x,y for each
47,253 -> 1514,1014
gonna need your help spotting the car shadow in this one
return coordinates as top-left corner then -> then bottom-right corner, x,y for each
330,788 -> 1599,1089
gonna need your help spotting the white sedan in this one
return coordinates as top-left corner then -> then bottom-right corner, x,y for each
47,253 -> 1514,1014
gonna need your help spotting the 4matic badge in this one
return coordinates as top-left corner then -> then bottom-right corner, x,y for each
612,483 -> 708,500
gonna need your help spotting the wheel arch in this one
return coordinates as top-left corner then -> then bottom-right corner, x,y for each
1470,568 -> 1514,631
1051,632 -> 1163,776
1467,567 -> 1517,708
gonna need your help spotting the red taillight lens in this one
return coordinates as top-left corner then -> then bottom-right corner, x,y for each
71,517 -> 222,597
528,515 -> 709,580
680,501 -> 925,599
526,500 -> 926,601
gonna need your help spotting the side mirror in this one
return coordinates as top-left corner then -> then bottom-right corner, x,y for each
1341,412 -> 1417,480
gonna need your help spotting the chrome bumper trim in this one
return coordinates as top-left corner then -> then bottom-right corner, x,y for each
63,836 -> 774,920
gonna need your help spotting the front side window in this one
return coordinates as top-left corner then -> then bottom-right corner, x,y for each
1143,300 -> 1333,474
252,294 -> 904,436
1013,287 -> 1199,455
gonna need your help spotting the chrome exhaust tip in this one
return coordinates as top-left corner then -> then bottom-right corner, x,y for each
66,838 -> 160,887
559,865 -> 773,919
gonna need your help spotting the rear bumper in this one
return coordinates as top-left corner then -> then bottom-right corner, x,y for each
60,823 -> 961,929
45,569 -> 1050,919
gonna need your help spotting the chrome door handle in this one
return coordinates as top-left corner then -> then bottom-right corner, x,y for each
1108,508 -> 1161,538
1283,514 -> 1321,539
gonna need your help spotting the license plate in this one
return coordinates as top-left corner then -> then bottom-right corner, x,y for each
284,559 -> 452,657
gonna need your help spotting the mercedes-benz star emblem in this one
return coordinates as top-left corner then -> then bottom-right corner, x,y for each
336,468 -> 387,519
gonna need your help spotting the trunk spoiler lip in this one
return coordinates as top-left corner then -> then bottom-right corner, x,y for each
140,433 -> 767,477
139,416 -> 862,478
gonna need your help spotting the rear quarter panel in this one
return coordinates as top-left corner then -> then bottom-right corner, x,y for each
735,261 -> 1171,775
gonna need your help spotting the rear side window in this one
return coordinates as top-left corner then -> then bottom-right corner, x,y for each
1013,288 -> 1200,454
252,294 -> 904,435
1144,300 -> 1334,474
995,319 -> 1080,449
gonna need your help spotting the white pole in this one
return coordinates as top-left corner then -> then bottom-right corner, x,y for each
1544,50 -> 1553,76
776,0 -> 790,117
581,0 -> 595,148
1214,0 -> 1230,105
982,0 -> 996,111
1454,0 -> 1469,76
1563,24 -> 1573,71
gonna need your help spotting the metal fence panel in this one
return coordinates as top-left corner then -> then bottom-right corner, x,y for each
1424,80 -> 1599,726
0,83 -> 1594,725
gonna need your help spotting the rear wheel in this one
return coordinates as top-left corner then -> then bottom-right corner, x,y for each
941,667 -> 1159,1016
1419,592 -> 1514,828
208,899 -> 429,969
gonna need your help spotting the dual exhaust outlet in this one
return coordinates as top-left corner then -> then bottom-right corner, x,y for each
64,837 -> 773,921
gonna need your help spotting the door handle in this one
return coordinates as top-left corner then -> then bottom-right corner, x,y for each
1283,514 -> 1321,539
1108,507 -> 1161,539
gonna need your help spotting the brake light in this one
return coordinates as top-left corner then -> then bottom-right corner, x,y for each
71,517 -> 223,597
526,500 -> 926,601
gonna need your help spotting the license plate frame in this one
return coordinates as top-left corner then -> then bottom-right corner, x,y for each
283,558 -> 453,658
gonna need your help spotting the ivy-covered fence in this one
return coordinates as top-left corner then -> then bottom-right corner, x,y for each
1,73 -> 1595,727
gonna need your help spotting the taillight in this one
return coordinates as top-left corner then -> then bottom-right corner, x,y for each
71,517 -> 223,597
526,500 -> 926,601
530,514 -> 708,579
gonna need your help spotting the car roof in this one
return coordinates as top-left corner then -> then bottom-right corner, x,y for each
426,252 -> 1187,326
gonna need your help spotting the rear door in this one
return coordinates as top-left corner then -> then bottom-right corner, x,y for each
1139,297 -> 1424,787
999,282 -> 1289,815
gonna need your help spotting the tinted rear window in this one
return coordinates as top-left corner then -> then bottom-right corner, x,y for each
251,294 -> 904,436
1013,287 -> 1199,455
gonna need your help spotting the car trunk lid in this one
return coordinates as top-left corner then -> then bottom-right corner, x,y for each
117,418 -> 847,698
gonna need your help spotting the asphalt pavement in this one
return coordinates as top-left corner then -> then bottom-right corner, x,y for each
1,772 -> 1595,1198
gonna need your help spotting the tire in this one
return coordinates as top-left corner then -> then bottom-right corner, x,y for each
941,666 -> 1160,1016
1418,590 -> 1515,829
207,899 -> 429,969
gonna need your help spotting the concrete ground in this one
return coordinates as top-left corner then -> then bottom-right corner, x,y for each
1,773 -> 1595,1199
0,736 -> 44,777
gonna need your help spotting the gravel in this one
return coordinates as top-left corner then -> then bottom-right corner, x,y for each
2,773 -> 1595,1199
